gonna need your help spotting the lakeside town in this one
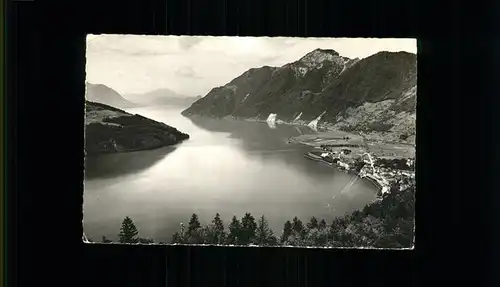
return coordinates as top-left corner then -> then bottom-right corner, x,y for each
289,132 -> 416,198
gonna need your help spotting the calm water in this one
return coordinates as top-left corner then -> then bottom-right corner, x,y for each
83,106 -> 378,243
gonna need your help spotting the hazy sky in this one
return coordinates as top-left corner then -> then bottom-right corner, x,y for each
86,35 -> 417,97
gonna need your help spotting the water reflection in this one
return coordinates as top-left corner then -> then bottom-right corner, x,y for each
187,116 -> 314,151
83,107 -> 378,242
84,146 -> 177,180
267,120 -> 276,129
185,116 -> 335,175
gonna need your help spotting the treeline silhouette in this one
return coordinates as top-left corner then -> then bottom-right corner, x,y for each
90,180 -> 415,248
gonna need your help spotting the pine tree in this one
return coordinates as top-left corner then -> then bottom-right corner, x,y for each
188,213 -> 201,232
291,217 -> 306,239
306,216 -> 319,230
211,213 -> 226,244
330,217 -> 347,233
284,217 -> 308,246
280,220 -> 293,244
254,215 -> 277,246
318,219 -> 327,231
202,220 -> 224,245
309,228 -> 330,247
118,216 -> 139,243
227,215 -> 242,245
303,218 -> 330,246
240,213 -> 257,245
187,213 -> 203,244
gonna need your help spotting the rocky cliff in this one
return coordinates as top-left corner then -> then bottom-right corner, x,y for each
85,101 -> 189,155
181,49 -> 417,143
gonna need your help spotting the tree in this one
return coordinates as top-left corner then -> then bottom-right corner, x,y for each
306,216 -> 319,230
280,220 -> 293,244
352,157 -> 366,172
188,213 -> 202,232
227,216 -> 242,245
240,213 -> 257,245
212,213 -> 226,243
253,215 -> 277,246
329,217 -> 348,242
318,219 -> 327,231
187,213 -> 203,244
305,227 -> 329,247
291,217 -> 306,239
284,217 -> 308,246
118,216 -> 139,243
204,213 -> 226,244
171,222 -> 187,244
285,232 -> 307,247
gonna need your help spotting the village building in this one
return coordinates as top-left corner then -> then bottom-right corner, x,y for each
340,149 -> 352,155
338,161 -> 350,170
406,158 -> 415,167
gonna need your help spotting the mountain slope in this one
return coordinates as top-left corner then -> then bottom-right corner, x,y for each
181,49 -> 417,142
311,52 -> 417,137
182,49 -> 350,119
86,83 -> 136,108
85,101 -> 189,155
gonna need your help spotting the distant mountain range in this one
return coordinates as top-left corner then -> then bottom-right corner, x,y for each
86,83 -> 200,109
181,49 -> 417,143
125,88 -> 202,107
85,101 -> 189,155
85,83 -> 137,108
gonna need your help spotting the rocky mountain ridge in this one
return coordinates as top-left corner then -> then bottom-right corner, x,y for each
181,49 -> 417,143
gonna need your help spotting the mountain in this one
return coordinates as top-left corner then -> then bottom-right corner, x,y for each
85,101 -> 189,155
125,88 -> 200,107
181,49 -> 417,142
86,83 -> 137,108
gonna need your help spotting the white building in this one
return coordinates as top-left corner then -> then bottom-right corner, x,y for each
338,161 -> 350,170
407,158 -> 415,167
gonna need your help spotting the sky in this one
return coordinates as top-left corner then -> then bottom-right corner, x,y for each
86,35 -> 417,97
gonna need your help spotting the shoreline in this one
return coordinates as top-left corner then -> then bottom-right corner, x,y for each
302,151 -> 385,200
184,114 -> 414,202
221,115 -> 415,148
85,137 -> 189,156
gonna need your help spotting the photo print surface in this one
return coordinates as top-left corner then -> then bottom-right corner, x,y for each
83,35 -> 417,249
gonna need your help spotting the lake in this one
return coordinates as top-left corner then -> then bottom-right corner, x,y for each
83,105 -> 379,243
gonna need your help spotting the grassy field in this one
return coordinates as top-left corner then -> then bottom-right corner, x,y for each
366,142 -> 415,158
291,130 -> 415,159
290,130 -> 364,147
